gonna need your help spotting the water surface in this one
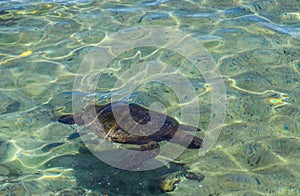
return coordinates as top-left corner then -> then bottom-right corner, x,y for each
0,0 -> 299,195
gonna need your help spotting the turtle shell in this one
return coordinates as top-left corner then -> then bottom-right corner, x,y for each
58,101 -> 203,149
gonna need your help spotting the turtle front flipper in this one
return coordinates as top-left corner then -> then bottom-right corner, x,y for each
179,124 -> 201,132
138,141 -> 160,151
169,130 -> 203,149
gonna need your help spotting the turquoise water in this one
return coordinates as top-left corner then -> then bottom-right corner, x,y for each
0,0 -> 300,195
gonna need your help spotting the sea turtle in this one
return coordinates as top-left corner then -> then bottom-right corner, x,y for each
58,101 -> 203,151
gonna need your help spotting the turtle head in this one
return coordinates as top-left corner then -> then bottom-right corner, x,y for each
187,136 -> 203,149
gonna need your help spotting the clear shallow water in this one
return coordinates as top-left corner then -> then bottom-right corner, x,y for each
0,0 -> 300,195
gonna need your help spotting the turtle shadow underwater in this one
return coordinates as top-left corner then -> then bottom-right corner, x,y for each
45,145 -> 204,195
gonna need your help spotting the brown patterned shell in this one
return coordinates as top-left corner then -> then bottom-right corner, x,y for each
58,101 -> 203,149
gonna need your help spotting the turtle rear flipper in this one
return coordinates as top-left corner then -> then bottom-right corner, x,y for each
58,115 -> 76,125
58,113 -> 85,125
